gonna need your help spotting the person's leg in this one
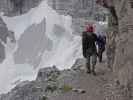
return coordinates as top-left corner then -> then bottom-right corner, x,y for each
99,49 -> 102,62
91,54 -> 97,75
86,56 -> 91,73
100,50 -> 104,62
99,47 -> 105,63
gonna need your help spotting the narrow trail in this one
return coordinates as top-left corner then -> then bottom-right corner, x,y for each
49,57 -> 115,100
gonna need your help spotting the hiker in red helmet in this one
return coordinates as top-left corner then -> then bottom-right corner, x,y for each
85,25 -> 94,32
82,24 -> 98,75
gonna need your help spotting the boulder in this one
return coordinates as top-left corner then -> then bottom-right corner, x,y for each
36,66 -> 61,82
71,58 -> 85,71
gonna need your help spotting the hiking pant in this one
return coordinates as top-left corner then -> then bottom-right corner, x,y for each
86,53 -> 97,72
98,47 -> 105,62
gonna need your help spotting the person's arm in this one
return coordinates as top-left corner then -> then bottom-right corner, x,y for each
82,32 -> 87,58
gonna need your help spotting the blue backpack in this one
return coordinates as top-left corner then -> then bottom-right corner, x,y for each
97,35 -> 106,50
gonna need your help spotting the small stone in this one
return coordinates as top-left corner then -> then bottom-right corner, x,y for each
72,88 -> 86,94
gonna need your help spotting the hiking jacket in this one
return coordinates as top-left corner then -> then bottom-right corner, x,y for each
82,31 -> 97,58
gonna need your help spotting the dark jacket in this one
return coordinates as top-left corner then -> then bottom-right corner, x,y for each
82,31 -> 97,58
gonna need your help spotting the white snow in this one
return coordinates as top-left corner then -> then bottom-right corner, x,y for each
0,0 -> 82,93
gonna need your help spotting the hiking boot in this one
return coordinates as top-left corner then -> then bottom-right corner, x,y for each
92,65 -> 96,75
86,70 -> 91,74
99,59 -> 102,63
86,65 -> 91,74
92,70 -> 96,76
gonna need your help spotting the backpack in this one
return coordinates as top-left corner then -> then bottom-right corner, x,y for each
97,35 -> 106,51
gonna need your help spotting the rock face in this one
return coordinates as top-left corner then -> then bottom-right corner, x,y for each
48,0 -> 105,18
48,0 -> 107,35
99,0 -> 133,86
0,0 -> 42,64
0,17 -> 15,63
0,0 -> 42,16
97,0 -> 133,98
113,0 -> 133,87
0,0 -> 11,14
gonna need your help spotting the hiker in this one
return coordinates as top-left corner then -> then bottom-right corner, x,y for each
82,25 -> 98,75
96,34 -> 106,62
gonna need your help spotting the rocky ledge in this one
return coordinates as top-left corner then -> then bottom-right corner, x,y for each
0,58 -> 130,100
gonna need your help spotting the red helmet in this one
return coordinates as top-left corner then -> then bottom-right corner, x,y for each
85,24 -> 94,33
